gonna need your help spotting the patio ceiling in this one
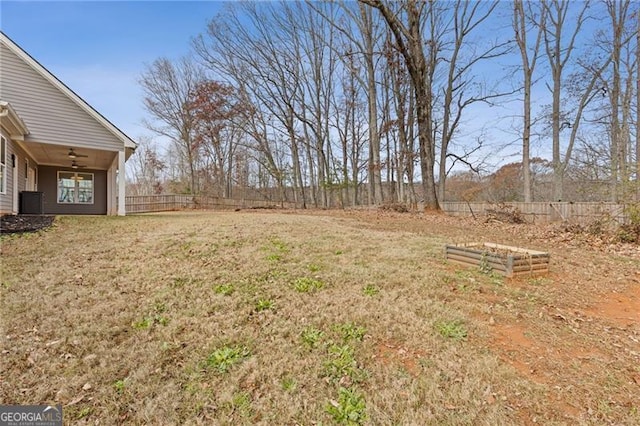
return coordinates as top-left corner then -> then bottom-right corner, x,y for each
20,141 -> 118,170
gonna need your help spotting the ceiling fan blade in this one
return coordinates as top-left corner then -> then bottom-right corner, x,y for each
68,148 -> 89,158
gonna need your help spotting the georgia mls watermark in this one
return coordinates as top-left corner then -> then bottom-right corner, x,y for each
0,405 -> 62,426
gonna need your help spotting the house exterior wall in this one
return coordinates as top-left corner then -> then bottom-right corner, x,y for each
0,42 -> 123,152
0,130 -> 38,215
0,130 -> 13,214
38,165 -> 107,215
14,143 -> 34,194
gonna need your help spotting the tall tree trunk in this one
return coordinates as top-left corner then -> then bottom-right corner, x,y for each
605,0 -> 633,202
609,1 -> 621,202
360,0 -> 440,210
367,64 -> 383,205
415,88 -> 439,210
360,4 -> 383,205
523,71 -> 533,202
391,58 -> 410,205
288,111 -> 305,208
341,114 -> 349,208
406,93 -> 417,209
302,118 -> 318,207
542,0 -> 589,202
513,0 -> 544,202
551,45 -> 563,201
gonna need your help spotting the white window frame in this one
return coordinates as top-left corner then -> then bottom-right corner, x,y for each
0,135 -> 6,194
57,171 -> 94,204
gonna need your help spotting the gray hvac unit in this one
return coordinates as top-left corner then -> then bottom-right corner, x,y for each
20,191 -> 44,214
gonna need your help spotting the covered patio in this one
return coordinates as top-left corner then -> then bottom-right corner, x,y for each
0,32 -> 136,216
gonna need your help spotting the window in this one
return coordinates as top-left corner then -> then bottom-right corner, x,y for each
0,136 -> 6,194
58,172 -> 93,204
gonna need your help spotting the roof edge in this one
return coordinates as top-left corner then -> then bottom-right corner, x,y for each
0,31 -> 137,150
0,100 -> 30,138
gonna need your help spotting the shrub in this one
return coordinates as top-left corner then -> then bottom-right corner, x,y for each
618,203 -> 640,244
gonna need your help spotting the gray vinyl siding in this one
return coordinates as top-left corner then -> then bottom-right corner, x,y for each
0,135 -> 38,215
0,42 -> 123,152
38,165 -> 107,215
14,143 -> 32,193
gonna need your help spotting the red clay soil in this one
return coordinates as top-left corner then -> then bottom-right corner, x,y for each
584,285 -> 640,327
327,209 -> 640,423
373,340 -> 425,377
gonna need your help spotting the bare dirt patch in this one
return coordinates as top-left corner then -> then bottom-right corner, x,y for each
1,210 -> 639,424
584,285 -> 640,327
372,340 -> 426,377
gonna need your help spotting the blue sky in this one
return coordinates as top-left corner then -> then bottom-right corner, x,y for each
1,1 -> 615,172
1,1 -> 224,141
1,0 -> 527,170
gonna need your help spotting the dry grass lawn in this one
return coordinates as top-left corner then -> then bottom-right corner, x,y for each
1,210 -> 639,425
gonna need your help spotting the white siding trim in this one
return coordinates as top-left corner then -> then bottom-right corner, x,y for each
107,155 -> 116,215
12,157 -> 18,213
0,101 -> 30,139
118,151 -> 126,216
0,135 -> 7,195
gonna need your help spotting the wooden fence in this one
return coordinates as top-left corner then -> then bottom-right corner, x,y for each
126,195 -> 630,225
441,201 -> 629,224
125,194 -> 297,213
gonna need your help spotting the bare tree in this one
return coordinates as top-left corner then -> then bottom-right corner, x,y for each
513,0 -> 545,202
359,3 -> 385,205
194,2 -> 304,204
540,0 -> 589,201
313,0 -> 396,205
297,2 -> 338,207
436,0 -> 511,203
359,0 -> 440,210
126,136 -> 165,195
328,39 -> 369,207
139,56 -> 203,194
601,0 -> 635,201
384,35 -> 418,208
575,0 -> 637,202
189,80 -> 249,197
637,7 -> 640,200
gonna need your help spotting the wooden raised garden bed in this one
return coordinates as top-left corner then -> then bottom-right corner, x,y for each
445,242 -> 549,277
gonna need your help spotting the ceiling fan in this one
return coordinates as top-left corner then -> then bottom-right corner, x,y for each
71,160 -> 87,169
68,148 -> 88,159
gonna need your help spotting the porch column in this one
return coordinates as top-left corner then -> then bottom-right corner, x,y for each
117,150 -> 126,216
107,157 -> 114,215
